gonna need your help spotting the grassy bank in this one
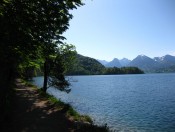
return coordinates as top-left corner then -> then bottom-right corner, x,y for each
24,81 -> 110,132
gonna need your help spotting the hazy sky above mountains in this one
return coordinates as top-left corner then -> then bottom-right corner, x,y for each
64,0 -> 175,61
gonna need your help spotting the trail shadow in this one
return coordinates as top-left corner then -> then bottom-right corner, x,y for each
1,81 -> 109,132
3,82 -> 75,132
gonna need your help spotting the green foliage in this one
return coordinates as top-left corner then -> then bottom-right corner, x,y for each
67,54 -> 106,75
0,0 -> 83,117
104,67 -> 144,75
59,44 -> 77,73
44,43 -> 77,92
0,0 -> 83,78
67,106 -> 79,118
18,59 -> 43,80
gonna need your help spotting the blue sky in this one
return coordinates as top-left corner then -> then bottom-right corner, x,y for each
64,0 -> 175,61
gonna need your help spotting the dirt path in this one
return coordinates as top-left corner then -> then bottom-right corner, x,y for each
4,79 -> 76,132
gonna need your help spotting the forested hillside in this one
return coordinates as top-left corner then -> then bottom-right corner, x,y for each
67,54 -> 144,75
67,54 -> 105,75
104,67 -> 144,75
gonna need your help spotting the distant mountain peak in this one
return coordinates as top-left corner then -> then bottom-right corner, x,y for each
138,54 -> 147,58
164,54 -> 172,57
105,58 -> 121,68
97,54 -> 175,73
112,58 -> 119,61
121,58 -> 130,60
154,54 -> 175,62
135,55 -> 151,60
164,54 -> 174,59
140,54 -> 146,56
97,59 -> 109,65
154,57 -> 162,61
119,58 -> 131,66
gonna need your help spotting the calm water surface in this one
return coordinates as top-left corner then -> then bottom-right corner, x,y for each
33,73 -> 175,132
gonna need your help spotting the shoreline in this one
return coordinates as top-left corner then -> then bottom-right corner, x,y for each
2,79 -> 109,132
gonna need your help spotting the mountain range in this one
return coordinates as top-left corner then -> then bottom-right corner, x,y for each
97,54 -> 175,73
67,54 -> 144,75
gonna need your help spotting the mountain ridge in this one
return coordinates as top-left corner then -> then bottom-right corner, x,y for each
105,58 -> 122,68
97,54 -> 175,73
67,54 -> 144,75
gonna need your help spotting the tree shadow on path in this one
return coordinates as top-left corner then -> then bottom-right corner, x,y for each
2,80 -> 75,132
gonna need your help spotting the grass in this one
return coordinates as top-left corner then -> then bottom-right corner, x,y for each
21,80 -> 37,88
36,88 -> 93,123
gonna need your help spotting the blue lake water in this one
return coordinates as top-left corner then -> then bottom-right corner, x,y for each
33,73 -> 175,132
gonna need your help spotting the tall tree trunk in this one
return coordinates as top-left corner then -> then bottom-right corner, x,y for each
43,60 -> 48,92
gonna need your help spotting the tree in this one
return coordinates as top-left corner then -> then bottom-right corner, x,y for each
1,0 -> 83,85
0,0 -> 83,116
43,43 -> 77,92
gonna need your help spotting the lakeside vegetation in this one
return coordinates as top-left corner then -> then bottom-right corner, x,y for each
0,0 -> 84,120
24,81 -> 110,132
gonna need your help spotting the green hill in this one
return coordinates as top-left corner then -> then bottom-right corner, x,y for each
67,54 -> 105,75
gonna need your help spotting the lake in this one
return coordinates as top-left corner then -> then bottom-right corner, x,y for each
33,73 -> 175,132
